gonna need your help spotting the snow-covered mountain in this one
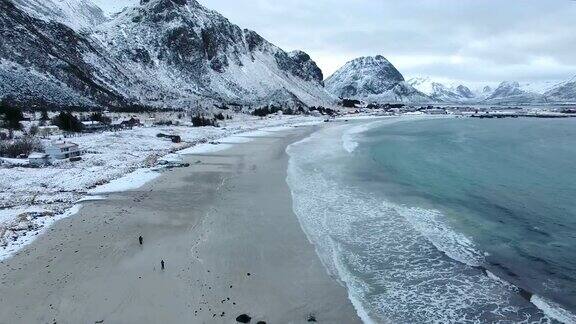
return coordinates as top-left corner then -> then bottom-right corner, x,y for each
544,76 -> 576,103
91,0 -> 332,108
484,81 -> 543,104
10,0 -> 107,31
0,0 -> 333,109
0,0 -> 128,108
407,77 -> 470,103
325,56 -> 428,103
455,85 -> 475,99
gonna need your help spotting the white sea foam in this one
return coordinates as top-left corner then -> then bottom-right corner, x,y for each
342,123 -> 378,153
532,295 -> 576,324
340,115 -> 429,153
395,205 -> 485,267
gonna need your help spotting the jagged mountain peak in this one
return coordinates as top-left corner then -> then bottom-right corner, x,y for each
455,85 -> 474,99
91,0 -> 331,106
0,0 -> 332,108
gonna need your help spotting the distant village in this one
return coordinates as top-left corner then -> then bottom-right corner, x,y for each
1,97 -> 576,168
0,99 -> 224,168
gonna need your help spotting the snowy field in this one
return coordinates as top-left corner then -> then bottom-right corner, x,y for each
0,114 -> 322,259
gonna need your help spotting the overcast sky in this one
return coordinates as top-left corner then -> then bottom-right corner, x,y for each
92,0 -> 576,86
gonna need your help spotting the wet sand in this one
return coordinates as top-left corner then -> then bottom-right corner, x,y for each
0,126 -> 361,323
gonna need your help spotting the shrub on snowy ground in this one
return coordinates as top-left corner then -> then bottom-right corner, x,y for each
0,100 -> 24,131
90,112 -> 111,125
0,136 -> 43,158
39,109 -> 50,126
51,112 -> 83,132
192,114 -> 218,127
252,105 -> 282,117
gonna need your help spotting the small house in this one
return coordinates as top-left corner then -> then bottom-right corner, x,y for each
121,117 -> 141,128
81,121 -> 107,133
426,108 -> 448,115
46,141 -> 81,160
38,126 -> 61,137
28,152 -> 50,167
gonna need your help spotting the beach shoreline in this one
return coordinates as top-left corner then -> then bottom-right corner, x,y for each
0,124 -> 361,323
0,115 -> 325,259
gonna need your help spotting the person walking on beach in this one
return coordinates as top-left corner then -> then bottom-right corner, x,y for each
139,236 -> 143,245
161,260 -> 165,270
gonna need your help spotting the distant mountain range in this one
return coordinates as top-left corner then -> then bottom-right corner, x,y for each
0,0 -> 574,109
327,58 -> 576,105
328,59 -> 576,105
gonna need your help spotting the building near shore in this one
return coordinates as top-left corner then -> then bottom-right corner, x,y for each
81,121 -> 107,133
425,108 -> 448,115
45,141 -> 81,160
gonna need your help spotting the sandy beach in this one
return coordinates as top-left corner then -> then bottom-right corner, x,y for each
0,125 -> 361,324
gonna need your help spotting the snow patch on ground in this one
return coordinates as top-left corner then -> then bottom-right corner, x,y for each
88,169 -> 161,194
0,204 -> 82,261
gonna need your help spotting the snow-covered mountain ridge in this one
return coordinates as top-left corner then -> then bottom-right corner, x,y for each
404,77 -> 576,104
0,0 -> 333,109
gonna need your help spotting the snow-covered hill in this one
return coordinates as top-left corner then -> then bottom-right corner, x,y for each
325,56 -> 428,103
0,0 -> 333,109
10,0 -> 106,31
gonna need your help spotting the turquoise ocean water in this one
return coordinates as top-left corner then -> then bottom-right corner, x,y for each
286,117 -> 576,323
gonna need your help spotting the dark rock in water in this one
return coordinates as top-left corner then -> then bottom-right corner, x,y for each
307,315 -> 317,322
236,314 -> 251,323
256,321 -> 266,324
518,288 -> 533,301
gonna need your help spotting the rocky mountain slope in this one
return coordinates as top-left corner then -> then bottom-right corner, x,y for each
91,0 -> 331,108
325,56 -> 428,103
0,0 -> 130,108
10,0 -> 106,31
0,0 -> 332,109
